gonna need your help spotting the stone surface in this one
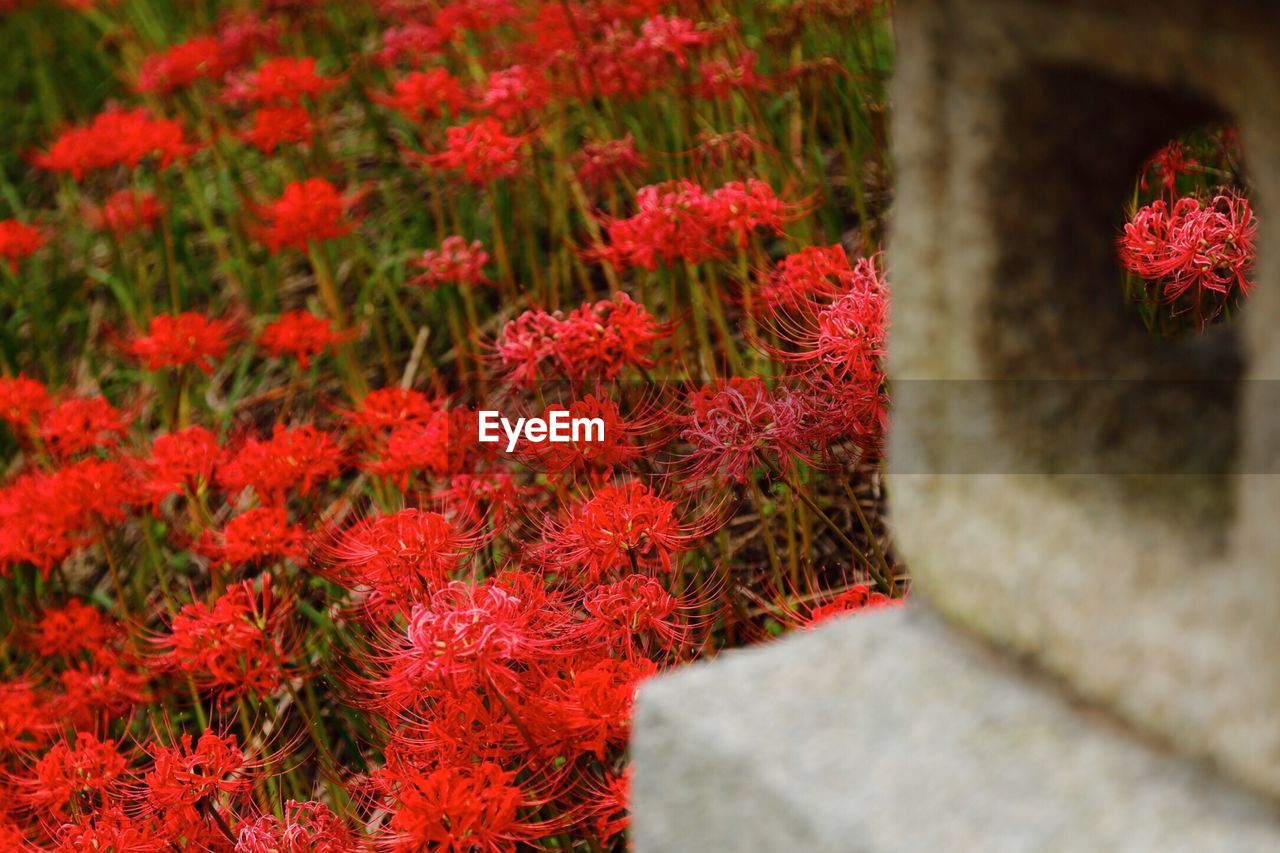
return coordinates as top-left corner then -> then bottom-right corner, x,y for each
888,0 -> 1280,796
632,608 -> 1280,852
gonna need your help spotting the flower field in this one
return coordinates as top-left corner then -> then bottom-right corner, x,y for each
0,0 -> 899,848
0,0 -> 1259,849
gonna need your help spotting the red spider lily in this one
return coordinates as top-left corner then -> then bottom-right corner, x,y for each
38,396 -> 130,459
0,375 -> 50,430
0,219 -> 44,271
339,386 -> 440,441
579,573 -> 699,656
421,118 -> 530,184
138,425 -> 221,509
551,655 -> 655,759
592,179 -> 799,269
137,36 -> 234,94
432,471 -> 521,529
0,459 -> 136,575
360,410 -> 454,488
1119,190 -> 1256,328
259,309 -> 354,367
409,236 -> 490,288
773,583 -> 901,631
254,178 -> 359,253
82,189 -> 165,235
26,599 -> 118,658
215,12 -> 282,63
223,56 -> 340,105
157,577 -> 296,702
1141,140 -> 1199,197
694,128 -> 766,168
326,508 -> 478,608
234,799 -> 355,851
526,395 -> 644,474
32,109 -> 197,179
693,51 -> 768,100
384,760 -> 561,851
770,254 -> 889,384
532,482 -> 706,584
0,681 -> 54,753
198,506 -> 309,566
681,377 -> 811,483
477,65 -> 550,122
573,135 -> 648,191
52,807 -> 167,852
495,292 -> 668,385
376,22 -> 450,66
123,312 -> 240,373
56,658 -> 151,731
237,105 -> 315,153
22,731 -> 128,815
368,573 -> 575,709
142,729 -> 251,811
374,68 -> 469,122
217,424 -> 344,505
753,244 -> 859,317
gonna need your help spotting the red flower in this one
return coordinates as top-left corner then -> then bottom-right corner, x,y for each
259,309 -> 352,367
159,578 -> 294,701
423,118 -> 530,184
39,396 -> 130,460
237,105 -> 314,153
199,506 -> 308,566
0,374 -> 50,430
593,179 -> 798,269
218,424 -> 344,505
83,189 -> 165,235
1119,190 -> 1256,328
535,482 -> 702,583
375,68 -> 469,122
139,425 -> 220,508
754,244 -> 855,316
0,219 -> 43,271
574,135 -> 647,191
28,600 -> 117,658
137,36 -> 233,94
693,51 -> 767,100
23,732 -> 127,815
682,377 -> 810,483
386,761 -> 556,851
234,800 -> 354,852
409,236 -> 490,288
327,509 -> 475,607
477,65 -> 550,121
143,729 -> 251,814
33,109 -> 197,179
496,292 -> 667,384
254,178 -> 358,253
124,312 -> 240,373
224,56 -> 339,105
339,386 -> 439,441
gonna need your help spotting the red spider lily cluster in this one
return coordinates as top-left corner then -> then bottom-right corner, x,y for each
1119,125 -> 1257,333
0,0 -> 899,848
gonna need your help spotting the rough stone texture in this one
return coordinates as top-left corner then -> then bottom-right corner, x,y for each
632,608 -> 1280,852
888,0 -> 1280,797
